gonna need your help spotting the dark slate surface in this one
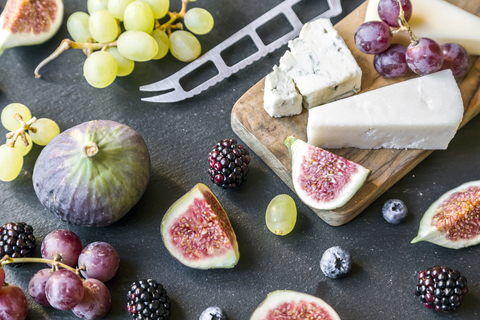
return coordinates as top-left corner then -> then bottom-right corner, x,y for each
1,0 -> 479,319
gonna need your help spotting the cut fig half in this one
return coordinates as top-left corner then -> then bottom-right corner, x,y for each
0,0 -> 64,55
412,181 -> 480,249
250,290 -> 341,320
284,136 -> 370,210
161,183 -> 240,269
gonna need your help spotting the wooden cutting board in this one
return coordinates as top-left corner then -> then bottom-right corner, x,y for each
231,0 -> 480,226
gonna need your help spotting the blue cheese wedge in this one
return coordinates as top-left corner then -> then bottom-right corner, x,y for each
279,18 -> 362,109
263,66 -> 302,118
307,70 -> 464,150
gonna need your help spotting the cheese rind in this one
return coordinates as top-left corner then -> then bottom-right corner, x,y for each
365,0 -> 480,55
307,70 -> 464,150
279,19 -> 362,109
263,66 -> 302,118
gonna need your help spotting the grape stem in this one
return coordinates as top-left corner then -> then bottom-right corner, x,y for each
395,0 -> 418,45
158,0 -> 189,35
0,255 -> 78,274
5,115 -> 37,148
34,39 -> 118,78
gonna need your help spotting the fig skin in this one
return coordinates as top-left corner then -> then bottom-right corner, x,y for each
32,120 -> 150,227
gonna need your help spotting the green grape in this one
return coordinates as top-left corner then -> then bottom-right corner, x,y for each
108,0 -> 134,20
0,144 -> 23,182
123,1 -> 154,33
29,119 -> 60,146
142,0 -> 169,19
1,103 -> 31,132
6,132 -> 32,156
83,51 -> 118,88
265,194 -> 297,236
151,29 -> 170,60
169,30 -> 201,62
184,8 -> 214,35
67,12 -> 93,43
89,9 -> 118,43
87,0 -> 108,14
106,47 -> 135,77
117,30 -> 158,62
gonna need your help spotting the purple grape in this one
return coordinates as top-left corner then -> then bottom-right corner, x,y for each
440,43 -> 471,78
354,21 -> 393,54
374,44 -> 410,78
28,268 -> 52,306
72,279 -> 111,320
406,38 -> 443,75
45,269 -> 84,310
41,229 -> 83,267
378,0 -> 412,27
78,242 -> 120,282
0,284 -> 28,320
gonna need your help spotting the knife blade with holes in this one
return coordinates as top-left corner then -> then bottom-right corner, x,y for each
140,0 -> 342,103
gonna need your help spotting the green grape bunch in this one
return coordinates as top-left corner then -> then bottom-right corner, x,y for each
0,104 -> 60,182
34,0 -> 215,88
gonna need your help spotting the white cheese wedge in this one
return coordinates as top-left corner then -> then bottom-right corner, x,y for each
279,18 -> 362,109
307,70 -> 464,150
263,66 -> 303,117
365,0 -> 480,55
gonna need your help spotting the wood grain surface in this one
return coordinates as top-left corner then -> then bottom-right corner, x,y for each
231,0 -> 480,226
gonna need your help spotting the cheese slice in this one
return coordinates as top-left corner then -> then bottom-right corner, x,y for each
307,70 -> 464,150
279,18 -> 362,109
365,0 -> 480,55
263,66 -> 303,118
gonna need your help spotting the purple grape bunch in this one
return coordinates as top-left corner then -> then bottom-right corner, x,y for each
0,227 -> 119,320
355,0 -> 471,78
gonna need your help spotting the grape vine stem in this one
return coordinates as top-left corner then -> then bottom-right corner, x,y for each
0,255 -> 78,274
5,115 -> 37,148
395,0 -> 418,45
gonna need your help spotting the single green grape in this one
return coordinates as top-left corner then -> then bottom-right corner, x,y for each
142,0 -> 169,19
151,29 -> 170,60
106,47 -> 135,77
107,0 -> 134,20
169,30 -> 201,62
87,0 -> 108,14
117,30 -> 158,62
123,1 -> 154,33
266,194 -> 297,236
67,12 -> 93,43
83,51 -> 118,88
184,8 -> 214,35
1,103 -> 31,132
29,119 -> 61,146
6,132 -> 32,156
0,144 -> 23,182
89,9 -> 118,43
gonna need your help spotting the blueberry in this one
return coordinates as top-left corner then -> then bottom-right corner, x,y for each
382,199 -> 408,224
319,246 -> 352,279
199,306 -> 229,320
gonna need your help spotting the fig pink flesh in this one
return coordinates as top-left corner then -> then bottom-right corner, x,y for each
298,145 -> 359,203
3,0 -> 58,34
169,192 -> 234,261
432,186 -> 480,241
266,301 -> 335,320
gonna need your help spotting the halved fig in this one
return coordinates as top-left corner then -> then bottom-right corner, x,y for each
412,181 -> 480,249
250,290 -> 340,320
161,183 -> 240,269
0,0 -> 63,55
284,136 -> 370,210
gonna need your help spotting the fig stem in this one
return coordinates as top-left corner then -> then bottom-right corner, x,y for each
35,39 -> 118,78
0,255 -> 77,274
395,0 -> 418,45
82,142 -> 99,159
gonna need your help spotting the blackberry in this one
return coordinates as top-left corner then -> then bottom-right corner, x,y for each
0,222 -> 36,267
207,139 -> 250,189
127,279 -> 170,320
414,266 -> 468,313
